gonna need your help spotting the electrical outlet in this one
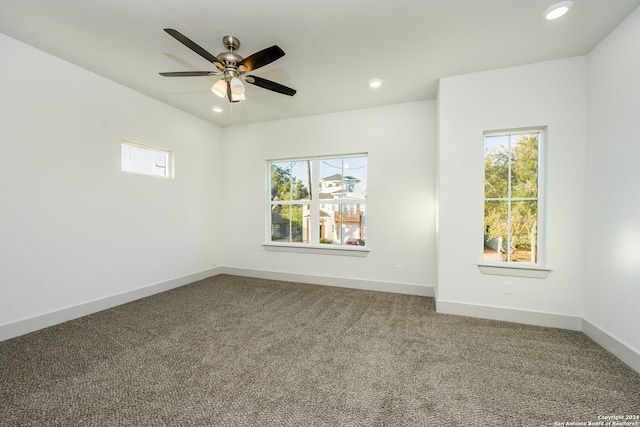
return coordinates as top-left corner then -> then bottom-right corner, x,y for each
153,262 -> 159,273
503,281 -> 513,295
255,252 -> 261,261
396,264 -> 404,275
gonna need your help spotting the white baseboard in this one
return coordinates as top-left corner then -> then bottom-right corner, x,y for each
221,266 -> 435,297
435,299 -> 583,331
0,266 -> 223,342
4,268 -> 637,375
436,299 -> 640,373
582,318 -> 640,373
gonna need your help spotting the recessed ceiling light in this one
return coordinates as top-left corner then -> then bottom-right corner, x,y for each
368,79 -> 383,88
543,1 -> 573,20
212,106 -> 224,113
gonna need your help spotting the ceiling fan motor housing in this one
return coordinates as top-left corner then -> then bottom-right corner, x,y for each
218,36 -> 244,78
217,51 -> 243,67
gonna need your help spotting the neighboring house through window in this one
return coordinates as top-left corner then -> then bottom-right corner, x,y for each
268,155 -> 367,248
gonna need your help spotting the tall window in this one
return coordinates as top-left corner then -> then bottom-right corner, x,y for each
483,129 -> 543,264
121,140 -> 172,178
268,155 -> 367,247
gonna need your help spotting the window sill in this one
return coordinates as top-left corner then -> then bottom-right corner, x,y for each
478,262 -> 551,279
263,243 -> 369,257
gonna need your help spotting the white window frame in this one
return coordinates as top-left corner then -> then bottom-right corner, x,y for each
121,139 -> 173,178
264,154 -> 368,256
478,128 -> 551,278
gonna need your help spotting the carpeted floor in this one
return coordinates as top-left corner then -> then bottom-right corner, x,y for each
1,274 -> 639,426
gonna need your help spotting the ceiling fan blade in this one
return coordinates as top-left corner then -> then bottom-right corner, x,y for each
246,75 -> 296,96
159,71 -> 219,77
164,28 -> 221,65
238,45 -> 285,72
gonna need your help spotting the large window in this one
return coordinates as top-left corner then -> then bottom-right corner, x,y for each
268,155 -> 367,248
483,129 -> 543,264
121,140 -> 172,178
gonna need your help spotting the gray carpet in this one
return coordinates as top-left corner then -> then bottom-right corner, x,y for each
1,275 -> 639,426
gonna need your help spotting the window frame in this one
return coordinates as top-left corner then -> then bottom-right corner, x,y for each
265,154 -> 369,256
479,127 -> 550,278
121,139 -> 173,179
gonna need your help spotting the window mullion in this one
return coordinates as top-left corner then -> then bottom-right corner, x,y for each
309,159 -> 320,245
289,162 -> 294,243
507,136 -> 513,262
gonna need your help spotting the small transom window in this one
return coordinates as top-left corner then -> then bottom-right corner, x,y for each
121,140 -> 172,178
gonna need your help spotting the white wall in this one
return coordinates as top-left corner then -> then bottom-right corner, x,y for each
0,34 -> 223,338
1,12 -> 638,371
221,101 -> 437,294
584,7 -> 640,357
437,57 -> 588,328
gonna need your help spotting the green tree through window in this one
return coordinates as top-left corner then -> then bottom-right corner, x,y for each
483,131 -> 541,263
270,162 -> 310,243
271,163 -> 309,201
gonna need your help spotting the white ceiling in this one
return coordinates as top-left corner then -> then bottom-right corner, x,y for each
1,0 -> 638,127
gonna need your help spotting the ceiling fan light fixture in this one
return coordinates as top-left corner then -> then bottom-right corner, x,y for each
211,79 -> 227,98
231,92 -> 246,102
543,1 -> 573,20
230,77 -> 245,95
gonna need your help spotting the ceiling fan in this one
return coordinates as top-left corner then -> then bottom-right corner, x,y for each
160,28 -> 296,103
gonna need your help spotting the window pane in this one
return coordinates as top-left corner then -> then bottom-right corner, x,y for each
270,204 -> 308,243
271,162 -> 292,201
270,161 -> 311,202
483,200 -> 508,262
339,204 -> 366,246
121,142 -> 170,177
319,157 -> 367,199
318,204 -> 334,243
511,134 -> 539,198
510,200 -> 538,263
291,161 -> 311,201
484,136 -> 509,199
320,203 -> 366,246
